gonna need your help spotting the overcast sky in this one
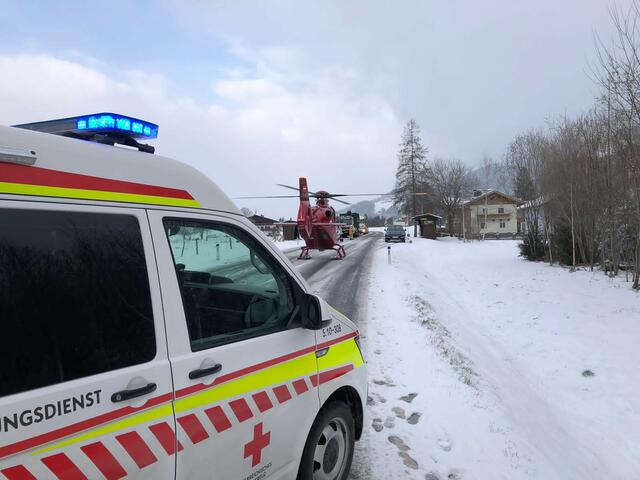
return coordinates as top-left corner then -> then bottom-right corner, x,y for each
0,1 -> 628,218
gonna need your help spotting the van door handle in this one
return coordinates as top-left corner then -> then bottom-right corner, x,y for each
111,382 -> 157,403
189,363 -> 222,380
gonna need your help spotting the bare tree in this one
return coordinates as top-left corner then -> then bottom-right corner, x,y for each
505,130 -> 550,261
497,1 -> 640,289
594,1 -> 640,288
429,157 -> 473,235
393,119 -> 429,236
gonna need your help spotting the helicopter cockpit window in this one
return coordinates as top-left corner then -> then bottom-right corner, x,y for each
163,219 -> 299,351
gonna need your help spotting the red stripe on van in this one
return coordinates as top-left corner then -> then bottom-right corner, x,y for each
80,442 -> 127,480
229,399 -> 253,423
115,431 -> 158,469
148,423 -> 183,456
177,414 -> 209,444
0,164 -> 194,200
204,406 -> 232,433
292,378 -> 309,395
0,465 -> 37,480
0,392 -> 172,461
0,333 -> 358,462
251,391 -> 274,413
41,453 -> 88,480
272,385 -> 292,404
318,365 -> 354,385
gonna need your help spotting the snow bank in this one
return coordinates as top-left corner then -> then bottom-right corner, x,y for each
358,237 -> 640,479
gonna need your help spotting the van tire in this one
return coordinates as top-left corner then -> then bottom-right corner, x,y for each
298,401 -> 355,480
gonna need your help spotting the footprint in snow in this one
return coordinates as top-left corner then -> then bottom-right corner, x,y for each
399,392 -> 418,403
383,416 -> 395,428
387,435 -> 409,451
438,438 -> 452,452
371,418 -> 384,432
425,474 -> 440,480
367,395 -> 376,406
407,412 -> 422,425
370,392 -> 387,404
392,406 -> 406,419
388,436 -> 419,470
399,451 -> 419,470
374,349 -> 382,355
373,378 -> 396,387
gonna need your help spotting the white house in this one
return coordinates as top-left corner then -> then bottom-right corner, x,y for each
454,190 -> 522,237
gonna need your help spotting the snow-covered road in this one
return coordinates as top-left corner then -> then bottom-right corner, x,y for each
355,237 -> 640,480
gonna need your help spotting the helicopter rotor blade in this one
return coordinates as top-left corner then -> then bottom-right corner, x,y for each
328,197 -> 351,205
326,193 -> 391,197
276,183 -> 300,192
276,183 -> 320,197
233,195 -> 300,199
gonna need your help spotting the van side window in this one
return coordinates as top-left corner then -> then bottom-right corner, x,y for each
0,209 -> 155,397
163,219 -> 298,351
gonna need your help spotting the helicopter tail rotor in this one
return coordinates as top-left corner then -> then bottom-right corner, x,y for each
297,177 -> 313,239
298,177 -> 310,202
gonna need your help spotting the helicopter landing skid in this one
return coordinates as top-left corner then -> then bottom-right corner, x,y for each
298,247 -> 312,260
332,244 -> 346,260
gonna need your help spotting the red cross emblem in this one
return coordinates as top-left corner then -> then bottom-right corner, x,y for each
244,422 -> 271,467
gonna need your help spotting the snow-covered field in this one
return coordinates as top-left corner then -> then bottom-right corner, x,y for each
271,238 -> 305,252
354,237 -> 639,480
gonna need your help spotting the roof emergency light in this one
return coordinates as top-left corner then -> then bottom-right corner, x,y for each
13,113 -> 159,154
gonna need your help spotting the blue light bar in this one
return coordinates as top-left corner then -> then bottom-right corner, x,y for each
74,113 -> 158,139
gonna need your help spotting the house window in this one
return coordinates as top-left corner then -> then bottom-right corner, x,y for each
498,207 -> 505,214
499,220 -> 506,228
480,222 -> 485,229
481,207 -> 487,214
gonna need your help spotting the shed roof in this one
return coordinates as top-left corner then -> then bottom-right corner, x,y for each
412,213 -> 442,220
248,214 -> 278,225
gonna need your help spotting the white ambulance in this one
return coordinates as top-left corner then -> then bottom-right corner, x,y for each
0,114 -> 366,480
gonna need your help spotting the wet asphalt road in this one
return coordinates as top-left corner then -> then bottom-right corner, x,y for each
283,232 -> 382,321
284,232 -> 382,479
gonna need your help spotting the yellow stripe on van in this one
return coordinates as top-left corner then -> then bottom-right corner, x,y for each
317,337 -> 364,371
0,181 -> 201,208
174,352 -> 318,414
32,335 -> 359,457
32,403 -> 174,456
32,352 -> 318,456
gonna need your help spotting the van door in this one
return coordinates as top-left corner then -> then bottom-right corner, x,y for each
0,202 -> 175,480
148,210 -> 320,480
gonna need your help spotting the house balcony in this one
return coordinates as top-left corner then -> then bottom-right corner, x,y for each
475,212 -> 511,217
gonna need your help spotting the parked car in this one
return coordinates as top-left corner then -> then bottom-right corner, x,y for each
385,225 -> 406,242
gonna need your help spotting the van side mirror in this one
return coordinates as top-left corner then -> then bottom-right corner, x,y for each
301,293 -> 331,330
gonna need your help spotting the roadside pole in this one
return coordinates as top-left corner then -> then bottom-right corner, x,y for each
462,204 -> 466,242
387,245 -> 391,264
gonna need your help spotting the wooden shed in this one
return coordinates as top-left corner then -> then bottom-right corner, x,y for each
413,213 -> 442,239
281,221 -> 299,240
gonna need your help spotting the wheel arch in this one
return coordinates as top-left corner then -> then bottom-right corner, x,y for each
321,385 -> 364,440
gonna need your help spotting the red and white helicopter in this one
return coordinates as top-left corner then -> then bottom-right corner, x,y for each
237,177 -> 385,259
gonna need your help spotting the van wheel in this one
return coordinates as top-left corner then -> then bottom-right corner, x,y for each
298,402 -> 355,480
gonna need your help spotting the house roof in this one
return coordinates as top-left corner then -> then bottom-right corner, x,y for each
248,214 -> 278,225
463,190 -> 521,206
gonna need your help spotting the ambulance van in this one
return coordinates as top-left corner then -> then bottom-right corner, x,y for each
0,114 -> 366,480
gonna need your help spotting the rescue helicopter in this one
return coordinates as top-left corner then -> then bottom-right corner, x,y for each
236,177 -> 385,260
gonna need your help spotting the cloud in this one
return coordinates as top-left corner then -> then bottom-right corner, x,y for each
0,49 -> 402,218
